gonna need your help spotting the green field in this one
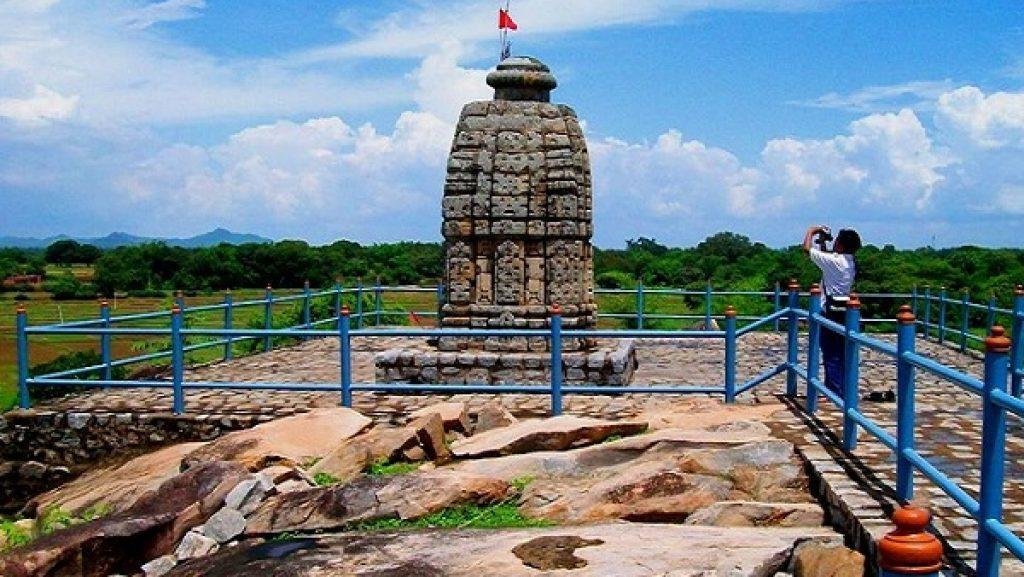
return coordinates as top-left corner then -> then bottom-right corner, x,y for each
0,288 -> 447,411
0,287 -> 802,412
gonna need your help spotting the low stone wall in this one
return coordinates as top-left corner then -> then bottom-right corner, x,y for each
0,460 -> 73,513
375,339 -> 637,386
0,410 -> 269,513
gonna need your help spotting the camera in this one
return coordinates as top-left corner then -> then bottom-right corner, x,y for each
815,226 -> 833,250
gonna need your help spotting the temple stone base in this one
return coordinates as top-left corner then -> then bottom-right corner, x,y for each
374,339 -> 637,386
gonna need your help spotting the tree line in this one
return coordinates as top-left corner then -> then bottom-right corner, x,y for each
3,233 -> 1023,308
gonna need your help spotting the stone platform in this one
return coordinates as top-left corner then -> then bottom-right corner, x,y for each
7,334 -> 1024,573
374,339 -> 637,386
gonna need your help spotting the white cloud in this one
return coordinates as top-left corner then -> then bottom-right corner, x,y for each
0,83 -> 78,124
0,1 -> 410,127
796,80 -> 954,113
120,0 -> 206,30
936,86 -> 1024,149
762,109 -> 949,210
409,40 -> 491,123
115,110 -> 453,238
300,0 -> 859,62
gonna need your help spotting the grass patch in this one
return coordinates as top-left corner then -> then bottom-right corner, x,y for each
0,504 -> 112,552
313,472 -> 341,486
0,520 -> 32,551
352,501 -> 552,532
365,460 -> 420,477
509,475 -> 535,492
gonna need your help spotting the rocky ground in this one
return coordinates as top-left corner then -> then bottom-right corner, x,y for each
0,403 -> 863,577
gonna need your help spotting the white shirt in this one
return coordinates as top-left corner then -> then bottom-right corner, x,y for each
808,248 -> 856,298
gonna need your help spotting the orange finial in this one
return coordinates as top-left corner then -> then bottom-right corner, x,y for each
266,284 -> 272,291
897,305 -> 916,325
176,290 -> 183,298
1016,284 -> 1024,297
16,304 -> 26,314
849,293 -> 862,309
341,306 -> 350,317
986,325 -> 1011,353
100,300 -> 109,308
810,283 -> 822,295
550,303 -> 562,315
724,306 -> 737,318
171,305 -> 182,315
788,279 -> 800,291
878,506 -> 943,574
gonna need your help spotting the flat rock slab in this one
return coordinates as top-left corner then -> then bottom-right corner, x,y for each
1,461 -> 247,577
165,524 -> 842,577
450,415 -> 648,459
245,469 -> 510,535
30,442 -> 206,517
182,408 -> 371,471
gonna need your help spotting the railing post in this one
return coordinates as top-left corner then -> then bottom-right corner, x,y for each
724,306 -> 737,403
878,506 -> 942,577
843,295 -> 862,450
806,284 -> 822,414
356,278 -> 364,330
374,276 -> 382,327
435,279 -> 444,327
895,305 -> 917,501
773,281 -> 781,331
987,292 -> 997,331
264,285 -> 273,352
923,285 -> 931,340
937,287 -> 947,344
550,304 -> 563,416
175,290 -> 185,312
635,281 -> 644,329
223,290 -> 233,361
1012,285 -> 1024,397
100,300 -> 112,384
334,278 -> 343,330
911,285 -> 918,329
704,281 -> 713,330
976,324 -> 1010,577
960,289 -> 969,353
786,279 -> 800,398
302,280 -> 312,340
339,306 -> 352,408
171,305 -> 185,415
16,305 -> 30,409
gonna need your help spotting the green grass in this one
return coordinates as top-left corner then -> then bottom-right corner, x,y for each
366,460 -> 421,477
351,501 -> 552,532
0,504 -> 112,552
509,475 -> 535,492
313,472 -> 341,486
0,520 -> 32,551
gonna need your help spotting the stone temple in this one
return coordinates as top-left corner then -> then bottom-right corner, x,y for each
440,56 -> 595,353
375,56 -> 636,386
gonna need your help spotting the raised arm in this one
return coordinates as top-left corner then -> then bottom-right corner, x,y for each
803,225 -> 826,253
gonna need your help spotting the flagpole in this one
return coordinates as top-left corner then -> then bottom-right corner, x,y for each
504,0 -> 511,59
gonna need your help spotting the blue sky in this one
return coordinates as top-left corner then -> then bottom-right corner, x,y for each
2,1 -> 1024,248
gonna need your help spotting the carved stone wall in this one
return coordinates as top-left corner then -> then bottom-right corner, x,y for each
440,57 -> 596,351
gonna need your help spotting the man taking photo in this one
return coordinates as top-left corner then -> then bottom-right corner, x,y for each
802,225 -> 862,398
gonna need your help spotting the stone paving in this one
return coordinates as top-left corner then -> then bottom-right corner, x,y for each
28,332 -> 1024,574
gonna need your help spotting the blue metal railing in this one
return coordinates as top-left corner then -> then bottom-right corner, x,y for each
794,288 -> 1024,577
10,281 -> 1024,573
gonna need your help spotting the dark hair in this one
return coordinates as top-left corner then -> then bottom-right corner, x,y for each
836,229 -> 862,253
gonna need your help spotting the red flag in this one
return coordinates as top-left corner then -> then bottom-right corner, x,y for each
499,9 -> 517,30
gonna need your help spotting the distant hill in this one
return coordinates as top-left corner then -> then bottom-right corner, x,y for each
0,228 -> 272,249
